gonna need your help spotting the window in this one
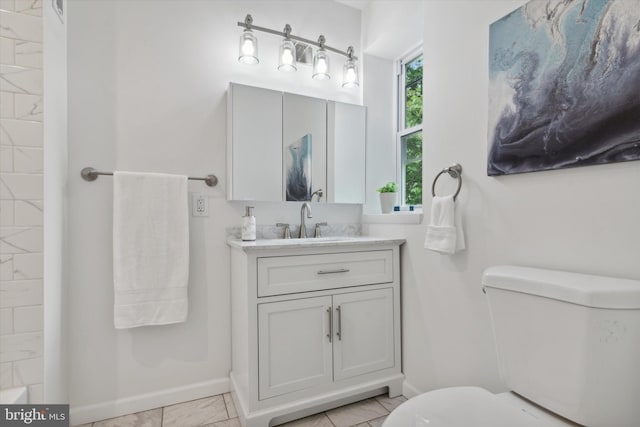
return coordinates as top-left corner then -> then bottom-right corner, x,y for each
397,51 -> 423,206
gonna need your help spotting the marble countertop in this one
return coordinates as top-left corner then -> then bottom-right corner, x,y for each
227,236 -> 406,251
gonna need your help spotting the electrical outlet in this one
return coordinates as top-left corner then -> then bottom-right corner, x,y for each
191,193 -> 208,217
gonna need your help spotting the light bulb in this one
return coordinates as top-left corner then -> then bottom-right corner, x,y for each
316,58 -> 327,73
242,39 -> 255,56
282,49 -> 293,65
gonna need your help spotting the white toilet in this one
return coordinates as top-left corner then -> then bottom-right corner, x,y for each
384,265 -> 640,427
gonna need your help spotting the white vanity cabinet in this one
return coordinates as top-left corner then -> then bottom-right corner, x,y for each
228,238 -> 404,427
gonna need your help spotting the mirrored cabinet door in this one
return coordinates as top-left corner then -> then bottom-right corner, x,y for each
283,93 -> 327,203
327,101 -> 366,204
227,83 -> 282,201
227,83 -> 366,204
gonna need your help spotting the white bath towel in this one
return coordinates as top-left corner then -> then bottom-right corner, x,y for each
424,195 -> 466,254
113,171 -> 189,329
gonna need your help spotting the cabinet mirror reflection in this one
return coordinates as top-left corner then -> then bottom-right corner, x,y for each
227,83 -> 366,204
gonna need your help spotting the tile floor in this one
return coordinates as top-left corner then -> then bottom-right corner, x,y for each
73,393 -> 407,427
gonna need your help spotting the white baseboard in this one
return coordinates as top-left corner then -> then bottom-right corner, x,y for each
70,377 -> 229,426
402,380 -> 422,399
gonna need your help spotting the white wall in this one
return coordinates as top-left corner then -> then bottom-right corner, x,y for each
67,1 -> 362,423
43,0 -> 68,404
366,0 -> 640,396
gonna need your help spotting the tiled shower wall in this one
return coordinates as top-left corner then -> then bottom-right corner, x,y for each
0,0 -> 44,402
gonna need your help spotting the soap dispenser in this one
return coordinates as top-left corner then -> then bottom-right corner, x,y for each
242,206 -> 256,241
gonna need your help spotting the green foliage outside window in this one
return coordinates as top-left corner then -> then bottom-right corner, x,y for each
403,56 -> 423,205
403,131 -> 422,205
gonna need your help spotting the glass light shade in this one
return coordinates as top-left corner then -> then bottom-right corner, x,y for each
278,39 -> 297,72
238,30 -> 258,64
312,49 -> 330,80
342,58 -> 359,88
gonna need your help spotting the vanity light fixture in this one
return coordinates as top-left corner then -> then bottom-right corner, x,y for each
312,36 -> 331,80
238,15 -> 258,64
342,46 -> 359,87
237,14 -> 358,88
278,24 -> 297,72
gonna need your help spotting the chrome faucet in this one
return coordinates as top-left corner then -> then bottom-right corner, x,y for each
299,202 -> 313,238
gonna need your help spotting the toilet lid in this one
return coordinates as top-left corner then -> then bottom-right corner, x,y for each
383,387 -> 565,427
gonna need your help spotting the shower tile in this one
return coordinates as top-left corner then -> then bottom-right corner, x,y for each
13,252 -> 43,279
0,226 -> 43,254
1,119 -> 43,146
14,40 -> 41,68
0,307 -> 12,334
12,354 -> 41,385
326,398 -> 389,427
0,331 -> 42,362
163,395 -> 228,427
0,145 -> 12,171
0,254 -> 13,280
0,91 -> 14,118
0,36 -> 14,65
14,200 -> 42,225
13,304 -> 41,332
0,64 -> 42,95
93,408 -> 162,427
0,9 -> 41,41
14,0 -> 41,17
0,279 -> 42,307
0,173 -> 43,200
0,1 -> 14,12
14,94 -> 41,121
0,361 -> 12,388
13,146 -> 42,173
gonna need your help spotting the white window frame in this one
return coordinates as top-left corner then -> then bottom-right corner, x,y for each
395,46 -> 423,207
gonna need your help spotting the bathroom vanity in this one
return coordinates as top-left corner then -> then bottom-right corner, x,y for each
227,237 -> 404,427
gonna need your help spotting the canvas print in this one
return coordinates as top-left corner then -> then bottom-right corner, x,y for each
285,134 -> 312,201
488,0 -> 640,176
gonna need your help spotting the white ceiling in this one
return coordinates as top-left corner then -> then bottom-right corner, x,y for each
333,0 -> 371,11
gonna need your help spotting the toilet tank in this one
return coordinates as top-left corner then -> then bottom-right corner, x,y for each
483,266 -> 640,427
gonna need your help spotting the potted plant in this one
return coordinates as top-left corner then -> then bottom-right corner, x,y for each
377,182 -> 398,213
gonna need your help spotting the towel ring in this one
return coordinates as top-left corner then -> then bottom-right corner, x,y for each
431,163 -> 463,201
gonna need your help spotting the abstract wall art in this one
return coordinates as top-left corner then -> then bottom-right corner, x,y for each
488,0 -> 640,176
285,134 -> 312,201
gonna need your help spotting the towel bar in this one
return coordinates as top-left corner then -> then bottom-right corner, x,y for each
431,163 -> 462,200
81,167 -> 218,187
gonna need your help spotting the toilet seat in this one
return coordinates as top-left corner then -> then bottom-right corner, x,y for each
383,387 -> 571,427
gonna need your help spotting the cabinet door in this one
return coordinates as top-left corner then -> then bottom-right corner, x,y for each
327,101 -> 366,204
228,83 -> 282,201
258,296 -> 333,400
333,288 -> 394,381
283,93 -> 327,202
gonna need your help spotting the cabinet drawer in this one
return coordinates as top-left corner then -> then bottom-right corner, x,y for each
257,250 -> 393,297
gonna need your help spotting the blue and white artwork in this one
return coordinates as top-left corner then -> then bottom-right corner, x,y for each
286,134 -> 312,201
488,0 -> 640,176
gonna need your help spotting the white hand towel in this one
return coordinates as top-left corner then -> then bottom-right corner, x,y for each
424,195 -> 466,254
113,171 -> 189,329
